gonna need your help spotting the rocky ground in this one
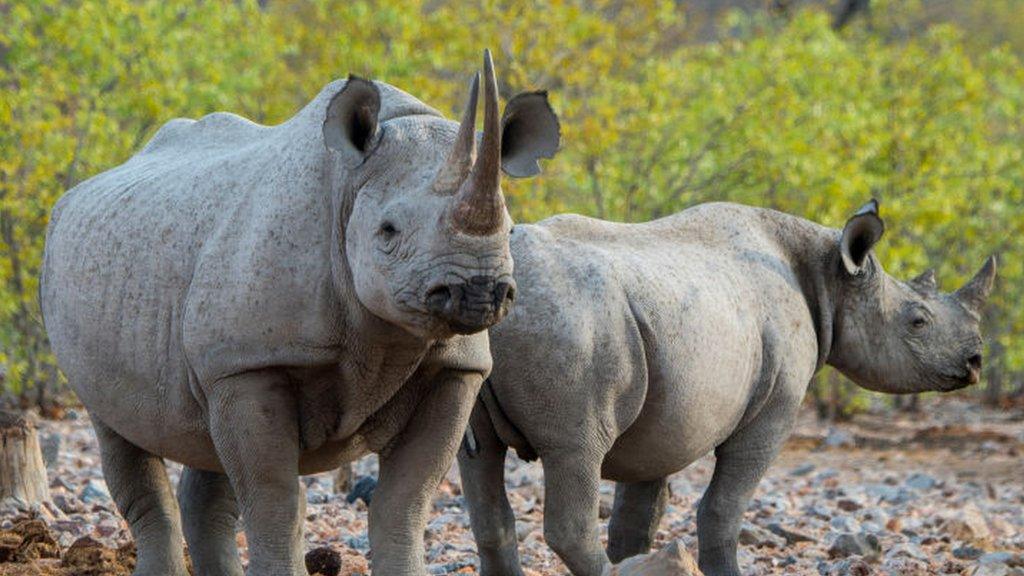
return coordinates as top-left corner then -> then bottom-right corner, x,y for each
2,396 -> 1022,575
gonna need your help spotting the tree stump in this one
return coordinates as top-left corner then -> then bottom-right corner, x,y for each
0,410 -> 51,509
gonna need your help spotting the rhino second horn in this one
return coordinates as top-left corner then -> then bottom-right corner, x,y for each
452,49 -> 505,236
955,255 -> 997,314
434,73 -> 480,194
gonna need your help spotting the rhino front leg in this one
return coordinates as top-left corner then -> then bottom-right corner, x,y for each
697,397 -> 798,576
542,453 -> 609,576
177,467 -> 244,576
369,371 -> 482,576
93,419 -> 188,576
205,371 -> 305,576
457,400 -> 524,576
606,477 -> 669,563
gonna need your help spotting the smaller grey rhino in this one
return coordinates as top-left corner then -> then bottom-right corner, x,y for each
458,200 -> 995,576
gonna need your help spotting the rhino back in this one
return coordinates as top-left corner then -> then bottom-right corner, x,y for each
490,204 -> 821,480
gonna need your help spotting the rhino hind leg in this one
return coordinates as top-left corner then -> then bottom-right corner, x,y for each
177,467 -> 244,576
606,477 -> 669,563
696,396 -> 797,576
93,419 -> 189,576
458,401 -> 525,576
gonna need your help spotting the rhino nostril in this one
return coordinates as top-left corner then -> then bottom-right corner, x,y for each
494,282 -> 514,305
967,354 -> 983,372
426,286 -> 451,315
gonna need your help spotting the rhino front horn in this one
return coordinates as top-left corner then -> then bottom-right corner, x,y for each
452,49 -> 505,236
955,255 -> 997,314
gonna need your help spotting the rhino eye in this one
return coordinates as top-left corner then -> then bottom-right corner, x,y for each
379,221 -> 398,239
911,315 -> 929,330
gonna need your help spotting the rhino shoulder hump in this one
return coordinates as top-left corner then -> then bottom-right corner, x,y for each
140,112 -> 266,155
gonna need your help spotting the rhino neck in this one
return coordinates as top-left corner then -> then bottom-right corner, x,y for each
767,211 -> 843,372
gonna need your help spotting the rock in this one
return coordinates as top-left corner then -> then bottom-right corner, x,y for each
824,428 -> 856,448
428,560 -> 475,574
345,476 -> 377,505
904,473 -> 937,491
79,479 -> 110,504
954,545 -> 986,560
978,552 -> 1019,565
818,557 -> 874,575
52,492 -> 85,514
830,516 -> 861,533
971,564 -> 1015,576
942,505 -> 992,544
39,432 -> 63,469
305,546 -> 342,576
886,542 -> 927,561
767,522 -> 817,544
828,532 -> 881,560
837,499 -> 862,512
605,540 -> 703,575
791,463 -> 816,476
344,533 -> 370,552
738,522 -> 786,549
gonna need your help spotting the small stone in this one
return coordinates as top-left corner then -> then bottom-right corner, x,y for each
830,516 -> 861,533
79,479 -> 111,504
40,432 -> 63,468
942,505 -> 992,544
767,523 -> 817,545
979,552 -> 1018,565
344,533 -> 370,552
606,539 -> 702,575
819,557 -> 873,576
345,476 -> 377,506
954,545 -> 986,560
305,546 -> 342,576
828,532 -> 881,560
905,473 -> 937,491
791,463 -> 816,477
738,522 -> 786,549
837,499 -> 862,512
428,560 -> 475,574
824,428 -> 856,448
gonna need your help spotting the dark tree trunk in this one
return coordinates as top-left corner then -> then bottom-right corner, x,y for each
985,338 -> 1006,407
833,0 -> 870,30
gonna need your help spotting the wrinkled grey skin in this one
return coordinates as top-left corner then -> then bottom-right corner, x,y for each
458,200 -> 995,576
41,52 -> 560,576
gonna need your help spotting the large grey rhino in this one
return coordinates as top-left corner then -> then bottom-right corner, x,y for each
40,51 -> 560,576
457,200 -> 995,576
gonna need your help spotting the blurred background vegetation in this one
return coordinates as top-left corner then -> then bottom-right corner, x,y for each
1,0 -> 1022,416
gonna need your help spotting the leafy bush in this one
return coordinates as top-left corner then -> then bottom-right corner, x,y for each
1,0 -> 1021,405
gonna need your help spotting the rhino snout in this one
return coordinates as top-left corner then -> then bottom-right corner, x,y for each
426,275 -> 515,334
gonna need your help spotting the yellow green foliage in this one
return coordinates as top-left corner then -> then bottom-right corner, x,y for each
1,0 -> 1022,401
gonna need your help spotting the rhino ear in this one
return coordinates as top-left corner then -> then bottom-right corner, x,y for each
908,269 -> 938,295
839,199 -> 885,276
499,91 -> 560,178
323,76 -> 381,167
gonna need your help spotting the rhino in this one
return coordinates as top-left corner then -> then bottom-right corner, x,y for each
457,200 -> 995,576
40,51 -> 560,576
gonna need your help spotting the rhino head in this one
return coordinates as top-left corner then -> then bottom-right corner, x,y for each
828,200 -> 997,393
323,50 -> 559,338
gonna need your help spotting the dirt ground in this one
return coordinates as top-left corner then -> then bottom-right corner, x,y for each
1,396 -> 1022,575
